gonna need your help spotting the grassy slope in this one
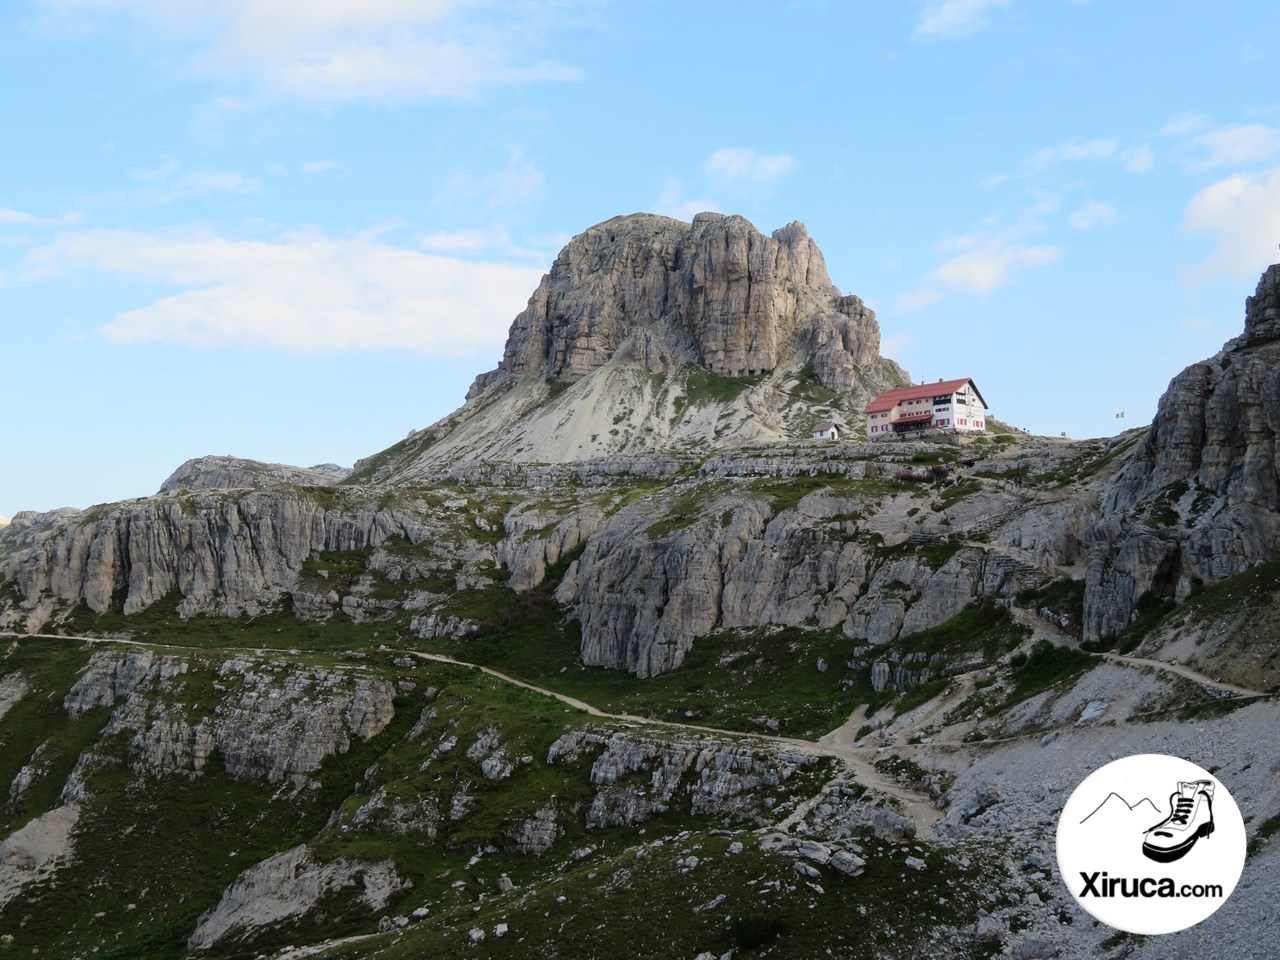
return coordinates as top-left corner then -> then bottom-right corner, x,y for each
321,832 -> 1010,960
0,638 -> 841,959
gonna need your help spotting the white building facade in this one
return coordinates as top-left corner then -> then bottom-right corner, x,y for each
865,378 -> 988,440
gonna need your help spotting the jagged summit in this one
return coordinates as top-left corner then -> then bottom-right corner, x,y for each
468,212 -> 850,392
353,212 -> 906,483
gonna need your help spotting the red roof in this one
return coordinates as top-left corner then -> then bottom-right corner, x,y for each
864,378 -> 987,414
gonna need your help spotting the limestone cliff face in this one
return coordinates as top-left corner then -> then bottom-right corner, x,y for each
0,478 -> 617,633
1082,263 -> 1280,639
555,467 -> 1062,677
475,211 -> 882,391
1,491 -> 396,623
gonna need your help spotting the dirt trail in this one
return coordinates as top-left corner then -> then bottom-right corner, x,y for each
5,632 -> 944,829
1099,652 -> 1266,697
1006,608 -> 1267,697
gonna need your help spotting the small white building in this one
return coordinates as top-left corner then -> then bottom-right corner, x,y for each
812,421 -> 840,441
865,378 -> 988,440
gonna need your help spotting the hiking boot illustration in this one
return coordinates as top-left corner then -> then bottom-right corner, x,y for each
1143,780 -> 1215,863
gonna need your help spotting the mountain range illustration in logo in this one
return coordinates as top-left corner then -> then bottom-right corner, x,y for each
1080,792 -> 1162,826
1078,781 -> 1216,863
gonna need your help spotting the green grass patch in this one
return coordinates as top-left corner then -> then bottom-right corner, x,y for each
873,536 -> 966,571
1170,694 -> 1268,722
1180,559 -> 1280,623
60,596 -> 401,652
1008,640 -> 1092,700
891,676 -> 947,717
643,484 -> 729,538
677,369 -> 764,409
441,606 -> 864,739
937,478 -> 982,509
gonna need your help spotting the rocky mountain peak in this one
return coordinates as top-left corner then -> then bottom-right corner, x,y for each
467,211 -> 888,400
1241,261 -> 1280,347
346,212 -> 906,479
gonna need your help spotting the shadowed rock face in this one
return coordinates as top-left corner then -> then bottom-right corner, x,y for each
468,212 -> 890,397
1082,263 -> 1280,640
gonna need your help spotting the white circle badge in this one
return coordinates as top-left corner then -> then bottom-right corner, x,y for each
1056,754 -> 1245,935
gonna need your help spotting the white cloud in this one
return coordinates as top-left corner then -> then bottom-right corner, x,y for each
1121,145 -> 1155,173
419,229 -> 489,252
894,290 -> 941,311
1068,200 -> 1116,231
438,149 -> 542,211
702,148 -> 795,186
1161,113 -> 1209,136
929,237 -> 1060,293
914,0 -> 1011,39
181,170 -> 258,193
113,159 -> 260,202
900,223 -> 1060,307
1183,166 -> 1280,282
301,159 -> 340,174
0,206 -> 80,227
880,332 -> 919,356
0,208 -> 43,226
1027,138 -> 1116,170
653,180 -> 719,222
652,148 -> 793,221
132,158 -> 181,181
24,228 -> 545,356
41,0 -> 580,103
1188,123 -> 1280,170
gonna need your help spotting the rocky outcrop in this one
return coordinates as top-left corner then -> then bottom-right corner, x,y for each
159,456 -> 350,493
1084,263 -> 1280,639
0,673 -> 28,723
511,806 -> 561,854
67,650 -> 396,787
547,729 -> 815,827
188,844 -> 402,951
0,804 -> 80,910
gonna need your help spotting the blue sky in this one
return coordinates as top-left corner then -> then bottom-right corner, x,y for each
4,0 -> 1279,518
